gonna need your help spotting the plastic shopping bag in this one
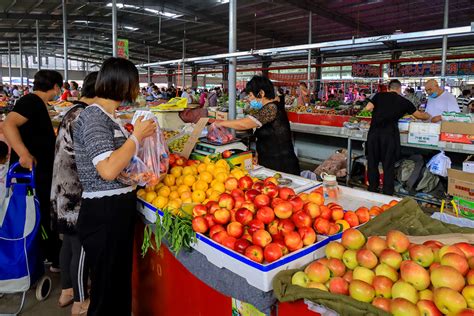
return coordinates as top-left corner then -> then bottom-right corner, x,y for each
426,151 -> 451,177
206,123 -> 234,145
118,111 -> 170,187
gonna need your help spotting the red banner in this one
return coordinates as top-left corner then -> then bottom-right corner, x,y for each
351,63 -> 380,78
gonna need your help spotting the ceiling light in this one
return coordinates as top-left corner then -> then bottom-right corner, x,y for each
124,26 -> 139,31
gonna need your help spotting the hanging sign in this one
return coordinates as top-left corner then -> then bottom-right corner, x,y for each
397,61 -> 474,77
351,63 -> 380,78
267,72 -> 316,86
117,39 -> 129,59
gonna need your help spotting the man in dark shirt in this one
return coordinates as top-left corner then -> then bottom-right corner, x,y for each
365,79 -> 429,195
4,69 -> 63,269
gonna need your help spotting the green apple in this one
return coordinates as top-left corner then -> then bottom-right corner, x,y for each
291,271 -> 309,287
392,280 -> 419,304
419,289 -> 433,301
353,266 -> 375,285
434,287 -> 467,315
325,241 -> 345,259
306,282 -> 328,291
375,263 -> 399,282
349,280 -> 375,303
391,298 -> 420,316
462,285 -> 474,308
430,265 -> 465,292
342,249 -> 358,270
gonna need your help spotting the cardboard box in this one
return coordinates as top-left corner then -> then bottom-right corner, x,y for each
464,155 -> 474,173
216,111 -> 228,120
453,196 -> 474,220
407,133 -> 439,146
448,168 -> 474,200
207,110 -> 216,119
440,122 -> 474,144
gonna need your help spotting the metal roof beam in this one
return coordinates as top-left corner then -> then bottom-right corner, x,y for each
279,0 -> 379,35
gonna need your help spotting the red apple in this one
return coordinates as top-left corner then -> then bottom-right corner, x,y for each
380,248 -> 403,270
230,188 -> 245,199
372,297 -> 391,312
245,189 -> 261,202
273,239 -> 289,256
289,196 -> 304,212
373,276 -> 393,299
305,262 -> 331,283
429,262 -> 441,273
390,298 -> 419,316
247,219 -> 265,235
298,227 -> 317,246
467,270 -> 474,285
343,270 -> 353,283
207,201 -> 220,215
279,187 -> 296,201
431,266 -> 466,292
320,205 -> 332,220
331,208 -> 344,221
245,245 -> 263,263
456,309 -> 474,316
328,277 -> 349,295
252,229 -> 272,248
264,243 -> 283,263
278,218 -> 296,236
341,228 -> 366,250
441,253 -> 469,276
417,299 -> 442,316
262,183 -> 279,198
235,208 -> 253,225
234,238 -> 251,254
241,202 -> 256,213
238,176 -> 253,190
386,230 -> 410,253
226,221 -> 243,238
284,231 -> 303,252
291,211 -> 312,228
271,197 -> 285,208
313,218 -> 330,235
209,224 -> 225,238
355,207 -> 370,224
409,244 -> 435,268
212,230 -> 229,244
221,236 -> 237,250
192,216 -> 208,233
357,249 -> 379,269
264,177 -> 278,186
327,258 -> 346,277
218,193 -> 235,211
267,219 -> 281,238
274,201 -> 293,219
303,202 -> 320,218
344,211 -> 360,227
256,206 -> 275,224
234,196 -> 245,209
241,228 -> 252,243
213,208 -> 231,225
328,223 -> 341,236
423,240 -> 444,250
252,181 -> 264,192
224,177 -> 239,191
439,245 -> 466,260
455,242 -> 474,259
366,236 -> 387,257
192,204 -> 208,217
400,260 -> 430,291
254,194 -> 271,208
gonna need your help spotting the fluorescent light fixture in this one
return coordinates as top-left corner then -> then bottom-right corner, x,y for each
217,0 -> 230,3
106,3 -> 182,19
73,20 -> 89,24
124,26 -> 139,31
106,3 -> 140,9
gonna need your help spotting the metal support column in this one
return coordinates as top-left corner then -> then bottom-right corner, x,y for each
441,0 -> 449,87
261,59 -> 272,78
228,0 -> 237,120
36,20 -> 41,70
62,0 -> 68,81
19,34 -> 23,87
167,69 -> 174,88
315,53 -> 322,94
112,0 -> 117,57
191,65 -> 198,89
147,46 -> 151,83
307,11 -> 312,91
7,41 -> 12,85
182,29 -> 186,88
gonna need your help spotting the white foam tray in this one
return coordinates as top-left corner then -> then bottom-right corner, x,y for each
250,166 -> 319,194
137,198 -> 329,292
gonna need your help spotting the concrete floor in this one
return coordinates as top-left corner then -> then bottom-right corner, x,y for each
0,270 -> 70,316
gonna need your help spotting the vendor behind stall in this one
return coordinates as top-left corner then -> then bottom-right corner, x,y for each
216,76 -> 300,175
365,79 -> 429,195
424,79 -> 459,122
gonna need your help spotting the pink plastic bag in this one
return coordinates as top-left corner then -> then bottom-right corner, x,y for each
207,123 -> 234,144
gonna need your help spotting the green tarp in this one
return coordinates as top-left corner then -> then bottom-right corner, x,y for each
272,198 -> 474,316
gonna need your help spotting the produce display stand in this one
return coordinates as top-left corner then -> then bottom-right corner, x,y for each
132,172 -> 397,316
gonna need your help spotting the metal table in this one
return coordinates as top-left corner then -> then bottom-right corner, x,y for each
290,122 -> 474,185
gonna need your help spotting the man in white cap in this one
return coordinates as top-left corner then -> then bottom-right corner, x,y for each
424,79 -> 459,122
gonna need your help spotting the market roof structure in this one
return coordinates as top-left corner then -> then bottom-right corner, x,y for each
0,0 -> 473,68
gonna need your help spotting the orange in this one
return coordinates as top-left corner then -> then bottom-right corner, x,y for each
180,191 -> 192,201
167,199 -> 182,210
209,191 -> 221,201
199,171 -> 213,184
206,163 -> 216,174
145,191 -> 157,203
170,166 -> 183,178
169,191 -> 180,200
145,185 -> 155,193
183,175 -> 196,187
182,166 -> 194,176
211,182 -> 225,194
152,196 -> 168,209
157,186 -> 171,198
214,172 -> 228,183
175,176 -> 184,186
163,174 -> 176,187
308,192 -> 324,206
299,193 -> 308,201
206,188 -> 214,198
137,189 -> 146,199
192,190 -> 206,203
197,163 -> 208,174
203,156 -> 212,164
154,183 -> 164,191
193,180 -> 209,192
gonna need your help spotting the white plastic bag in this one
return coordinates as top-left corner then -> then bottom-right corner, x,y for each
426,151 -> 451,177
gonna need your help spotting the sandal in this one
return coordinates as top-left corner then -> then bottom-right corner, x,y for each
58,289 -> 74,308
71,299 -> 90,316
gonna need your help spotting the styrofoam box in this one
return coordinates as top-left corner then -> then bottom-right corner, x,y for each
250,166 -> 319,193
408,122 -> 441,135
137,198 -> 329,292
